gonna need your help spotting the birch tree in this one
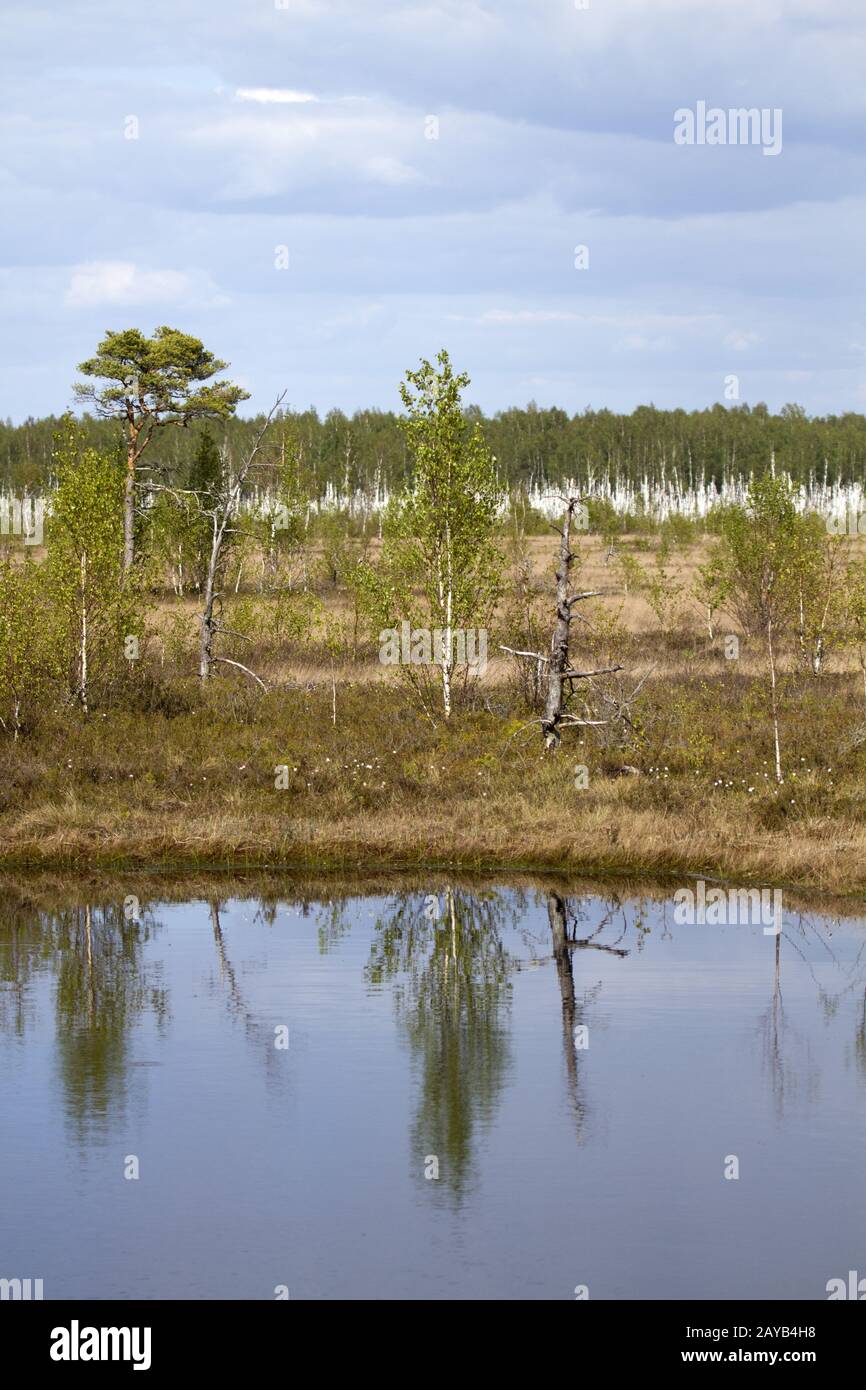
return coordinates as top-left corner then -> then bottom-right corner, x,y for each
362,350 -> 501,719
716,477 -> 801,783
842,560 -> 866,719
45,425 -> 142,712
789,512 -> 848,676
0,557 -> 55,736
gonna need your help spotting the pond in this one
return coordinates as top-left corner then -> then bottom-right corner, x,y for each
1,879 -> 864,1300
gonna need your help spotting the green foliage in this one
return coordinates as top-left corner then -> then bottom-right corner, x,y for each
716,476 -> 803,637
0,555 -> 56,735
144,431 -> 226,600
45,422 -> 144,707
226,588 -> 321,649
503,488 -> 550,536
659,513 -> 698,548
262,428 -> 309,569
188,430 -> 223,497
711,475 -> 842,777
74,327 -> 249,571
645,544 -> 684,634
586,496 -> 620,538
500,532 -> 549,711
359,350 -> 503,715
691,548 -> 731,637
73,326 -> 249,425
10,396 -> 866,503
316,509 -> 357,587
615,549 -> 646,596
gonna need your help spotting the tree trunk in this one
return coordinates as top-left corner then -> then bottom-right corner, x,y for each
79,552 -> 88,713
197,392 -> 285,684
542,500 -> 577,750
812,634 -> 824,676
123,433 -> 137,576
547,892 -> 581,1124
767,615 -> 782,783
440,520 -> 453,720
200,519 -> 220,681
548,892 -> 576,1041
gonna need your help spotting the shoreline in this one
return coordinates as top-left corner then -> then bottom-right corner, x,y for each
1,805 -> 864,906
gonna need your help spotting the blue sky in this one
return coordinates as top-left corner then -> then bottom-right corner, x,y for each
1,0 -> 864,421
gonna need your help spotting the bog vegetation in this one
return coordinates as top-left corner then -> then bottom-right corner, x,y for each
2,327 -> 866,890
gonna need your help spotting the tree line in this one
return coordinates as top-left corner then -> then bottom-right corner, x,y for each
4,326 -> 866,788
6,388 -> 866,497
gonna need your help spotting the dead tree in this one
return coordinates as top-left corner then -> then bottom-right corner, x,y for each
198,393 -> 286,686
548,892 -> 580,1114
502,496 -> 624,751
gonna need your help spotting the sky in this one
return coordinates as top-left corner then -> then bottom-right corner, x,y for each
1,0 -> 864,422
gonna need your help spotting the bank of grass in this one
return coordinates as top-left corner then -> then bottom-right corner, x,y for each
0,865 -> 856,924
2,664 -> 866,894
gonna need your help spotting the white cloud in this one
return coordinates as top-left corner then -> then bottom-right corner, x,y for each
364,155 -> 421,185
619,333 -> 674,352
724,329 -> 760,351
234,87 -> 318,104
479,309 -> 580,324
0,0 -> 861,418
64,260 -> 214,308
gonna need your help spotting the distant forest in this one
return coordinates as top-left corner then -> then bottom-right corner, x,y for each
4,401 -> 866,497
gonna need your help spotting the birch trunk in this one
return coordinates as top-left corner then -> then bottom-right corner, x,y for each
198,393 -> 285,683
439,520 -> 453,719
542,501 -> 577,750
767,614 -> 782,783
79,552 -> 88,713
123,429 -> 137,577
199,517 -> 220,681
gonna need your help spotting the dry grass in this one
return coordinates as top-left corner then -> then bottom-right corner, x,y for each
1,669 -> 865,894
4,531 -> 866,890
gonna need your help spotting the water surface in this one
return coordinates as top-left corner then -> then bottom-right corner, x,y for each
1,882 -> 864,1299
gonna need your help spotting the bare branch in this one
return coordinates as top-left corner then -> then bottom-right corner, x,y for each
567,940 -> 629,957
500,644 -> 549,663
211,657 -> 267,690
558,715 -> 611,726
562,664 -> 624,679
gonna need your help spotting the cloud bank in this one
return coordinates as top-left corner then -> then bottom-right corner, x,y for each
0,0 -> 863,418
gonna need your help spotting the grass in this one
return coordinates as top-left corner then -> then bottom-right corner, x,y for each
4,534 -> 866,892
0,865 -> 857,925
2,671 -> 866,894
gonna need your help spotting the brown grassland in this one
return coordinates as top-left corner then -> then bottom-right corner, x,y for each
2,533 -> 865,896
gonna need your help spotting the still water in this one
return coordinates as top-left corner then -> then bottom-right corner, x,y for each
1,881 -> 865,1300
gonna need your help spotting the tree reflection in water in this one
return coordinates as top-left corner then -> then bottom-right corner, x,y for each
7,884 -> 866,1177
364,887 -> 518,1201
759,910 -> 866,1115
0,901 -> 167,1138
361,886 -> 639,1199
